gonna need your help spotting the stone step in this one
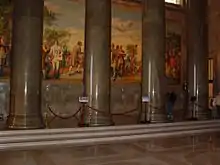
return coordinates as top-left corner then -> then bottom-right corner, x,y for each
0,120 -> 219,151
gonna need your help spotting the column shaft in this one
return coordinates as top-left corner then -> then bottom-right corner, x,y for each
140,0 -> 166,123
186,0 -> 209,120
79,0 -> 113,126
7,0 -> 44,129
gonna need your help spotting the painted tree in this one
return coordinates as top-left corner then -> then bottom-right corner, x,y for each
43,4 -> 71,46
44,5 -> 56,26
0,0 -> 12,43
0,0 -> 57,44
43,28 -> 71,46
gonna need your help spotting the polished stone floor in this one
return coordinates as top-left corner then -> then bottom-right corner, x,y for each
0,132 -> 220,165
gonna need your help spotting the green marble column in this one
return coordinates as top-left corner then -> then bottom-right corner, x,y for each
186,0 -> 209,120
79,0 -> 113,126
140,0 -> 167,123
7,0 -> 45,129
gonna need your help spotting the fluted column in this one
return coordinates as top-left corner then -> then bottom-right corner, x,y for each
79,0 -> 113,126
140,0 -> 166,123
7,0 -> 45,129
186,0 -> 209,120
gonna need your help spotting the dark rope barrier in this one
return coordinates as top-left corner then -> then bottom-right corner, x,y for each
47,104 -> 82,120
86,105 -> 139,116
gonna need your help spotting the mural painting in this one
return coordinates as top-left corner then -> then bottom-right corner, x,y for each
111,1 -> 141,81
0,0 -> 11,78
165,21 -> 182,84
42,0 -> 142,81
165,32 -> 181,84
0,0 -> 182,84
42,0 -> 84,80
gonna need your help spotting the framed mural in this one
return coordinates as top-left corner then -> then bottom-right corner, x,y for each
42,0 -> 84,80
0,0 -> 182,84
165,21 -> 182,85
0,0 -> 12,78
111,1 -> 141,82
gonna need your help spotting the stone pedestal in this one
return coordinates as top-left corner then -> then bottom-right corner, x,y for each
186,0 -> 209,120
7,0 -> 45,129
140,0 -> 167,123
79,0 -> 113,126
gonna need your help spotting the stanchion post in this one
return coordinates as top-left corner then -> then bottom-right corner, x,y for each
138,96 -> 151,124
78,96 -> 89,127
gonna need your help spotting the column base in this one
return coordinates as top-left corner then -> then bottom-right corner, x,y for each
78,106 -> 114,127
138,112 -> 167,124
79,122 -> 114,127
7,114 -> 45,130
139,120 -> 151,124
148,114 -> 167,123
187,117 -> 198,121
78,116 -> 114,127
79,119 -> 114,127
197,111 -> 209,120
185,110 -> 209,121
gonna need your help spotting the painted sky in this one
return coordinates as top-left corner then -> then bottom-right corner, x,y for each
112,3 -> 141,60
45,0 -> 85,29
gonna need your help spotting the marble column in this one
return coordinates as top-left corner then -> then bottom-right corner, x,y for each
139,0 -> 166,123
7,0 -> 45,129
79,0 -> 113,126
186,0 -> 209,120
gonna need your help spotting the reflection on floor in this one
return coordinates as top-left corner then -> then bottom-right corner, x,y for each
0,133 -> 220,165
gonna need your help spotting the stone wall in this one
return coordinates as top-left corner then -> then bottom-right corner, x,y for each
0,81 -> 186,123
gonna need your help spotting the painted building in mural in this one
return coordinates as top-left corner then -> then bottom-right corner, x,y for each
0,0 -> 182,84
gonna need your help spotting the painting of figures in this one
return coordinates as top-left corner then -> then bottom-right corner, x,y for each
42,0 -> 85,80
0,0 -> 143,82
165,21 -> 182,84
0,0 -> 182,84
111,2 -> 141,81
42,0 -> 142,81
165,33 -> 181,84
0,0 -> 12,77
